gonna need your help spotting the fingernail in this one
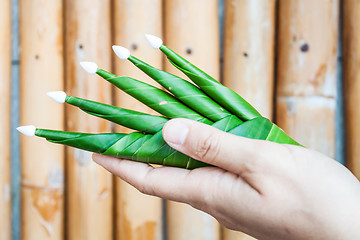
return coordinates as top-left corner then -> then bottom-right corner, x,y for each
163,119 -> 189,145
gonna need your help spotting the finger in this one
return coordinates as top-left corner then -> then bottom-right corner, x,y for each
93,153 -> 211,203
92,153 -> 256,211
162,118 -> 280,176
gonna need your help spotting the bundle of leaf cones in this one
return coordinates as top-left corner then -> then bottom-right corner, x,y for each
17,34 -> 300,169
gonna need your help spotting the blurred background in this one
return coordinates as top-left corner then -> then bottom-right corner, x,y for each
1,0 -> 359,239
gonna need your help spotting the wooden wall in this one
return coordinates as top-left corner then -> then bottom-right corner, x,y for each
64,0 -> 113,239
20,0 -> 64,239
4,0 -> 356,239
0,0 -> 11,239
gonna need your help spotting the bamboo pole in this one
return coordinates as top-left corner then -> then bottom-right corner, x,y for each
223,0 -> 275,119
0,0 -> 11,238
113,1 -> 163,239
164,1 -> 220,239
19,0 -> 64,239
64,0 -> 113,239
343,0 -> 360,178
223,231 -> 257,240
276,0 -> 338,158
222,1 -> 275,239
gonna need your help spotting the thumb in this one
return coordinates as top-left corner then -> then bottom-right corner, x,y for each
162,118 -> 273,173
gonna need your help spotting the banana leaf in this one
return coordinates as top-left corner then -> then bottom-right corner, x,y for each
96,69 -> 212,124
127,55 -> 239,122
35,114 -> 297,169
35,128 -> 210,169
159,45 -> 261,121
24,42 -> 301,170
65,95 -> 168,134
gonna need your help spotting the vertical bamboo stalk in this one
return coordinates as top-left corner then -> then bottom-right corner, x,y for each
164,1 -> 220,239
223,0 -> 276,119
276,0 -> 338,158
0,0 -> 11,239
222,1 -> 275,239
64,0 -> 113,239
19,0 -> 64,239
113,1 -> 163,239
343,0 -> 360,178
223,231 -> 257,240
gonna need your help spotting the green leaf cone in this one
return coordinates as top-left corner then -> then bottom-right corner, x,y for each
95,68 -> 212,124
128,55 -> 240,123
34,115 -> 299,170
35,129 -> 125,153
30,43 -> 301,169
65,95 -> 168,134
159,45 -> 261,121
35,128 -> 210,169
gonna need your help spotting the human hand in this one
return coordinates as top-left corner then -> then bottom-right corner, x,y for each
93,118 -> 360,240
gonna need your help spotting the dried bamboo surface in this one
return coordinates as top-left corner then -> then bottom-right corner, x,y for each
276,0 -> 338,158
223,231 -> 257,240
343,0 -> 360,179
113,0 -> 163,239
0,0 -> 11,239
64,0 -> 113,239
223,0 -> 276,120
222,1 -> 275,239
19,0 -> 64,239
164,0 -> 220,239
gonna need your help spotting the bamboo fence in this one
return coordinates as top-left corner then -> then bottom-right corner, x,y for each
113,0 -> 163,239
343,0 -> 360,179
223,0 -> 275,120
276,0 -> 338,158
4,0 -> 358,240
0,0 -> 11,239
64,0 -> 113,239
20,0 -> 64,239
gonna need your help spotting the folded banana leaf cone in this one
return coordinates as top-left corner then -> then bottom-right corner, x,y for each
17,34 -> 300,170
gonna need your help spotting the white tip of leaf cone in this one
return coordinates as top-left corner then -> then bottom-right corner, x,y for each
46,91 -> 67,103
16,125 -> 36,137
145,34 -> 163,49
112,45 -> 130,60
79,61 -> 98,74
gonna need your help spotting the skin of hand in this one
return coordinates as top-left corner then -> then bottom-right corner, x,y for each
92,118 -> 360,240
